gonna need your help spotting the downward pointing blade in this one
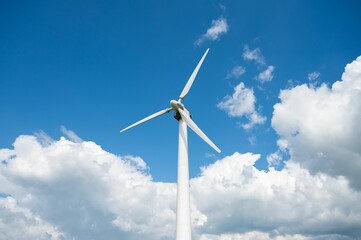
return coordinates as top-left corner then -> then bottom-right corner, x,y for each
120,108 -> 172,133
178,108 -> 221,153
179,48 -> 210,100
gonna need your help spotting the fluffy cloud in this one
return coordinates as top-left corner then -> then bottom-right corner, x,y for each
272,56 -> 361,189
217,82 -> 266,129
257,65 -> 275,82
192,152 -> 361,239
195,17 -> 229,46
2,53 -> 361,239
0,196 -> 65,240
0,136 -> 176,240
226,66 -> 246,79
242,45 -> 266,66
1,134 -> 361,239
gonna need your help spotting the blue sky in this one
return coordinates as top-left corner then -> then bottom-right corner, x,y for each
1,0 -> 359,182
1,1 -> 361,239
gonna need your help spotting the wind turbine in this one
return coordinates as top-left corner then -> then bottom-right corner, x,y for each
120,48 -> 221,240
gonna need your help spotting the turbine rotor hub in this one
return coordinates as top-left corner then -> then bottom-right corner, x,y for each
170,100 -> 184,111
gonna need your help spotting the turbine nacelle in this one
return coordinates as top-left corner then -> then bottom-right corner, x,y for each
170,99 -> 191,121
170,99 -> 184,111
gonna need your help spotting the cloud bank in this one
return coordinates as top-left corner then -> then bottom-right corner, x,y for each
1,136 -> 360,240
0,136 -> 176,240
1,56 -> 361,240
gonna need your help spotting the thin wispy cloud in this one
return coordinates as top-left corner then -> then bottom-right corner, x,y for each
241,112 -> 266,130
219,4 -> 226,12
226,65 -> 246,79
34,130 -> 54,146
60,125 -> 83,143
242,45 -> 266,66
195,17 -> 229,46
308,71 -> 320,81
256,65 -> 275,82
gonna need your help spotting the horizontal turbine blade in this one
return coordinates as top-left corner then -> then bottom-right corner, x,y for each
178,108 -> 221,153
120,108 -> 172,133
179,48 -> 210,101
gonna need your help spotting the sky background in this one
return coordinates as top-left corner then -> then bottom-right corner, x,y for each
1,1 -> 361,240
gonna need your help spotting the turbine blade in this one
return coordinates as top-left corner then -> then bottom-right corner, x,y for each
120,108 -> 172,133
178,108 -> 221,153
179,48 -> 210,100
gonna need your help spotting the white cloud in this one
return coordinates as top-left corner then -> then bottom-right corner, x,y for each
1,134 -> 361,239
199,232 -> 356,240
266,151 -> 283,168
195,17 -> 229,46
0,135 -> 176,240
226,66 -> 246,79
257,65 -> 275,82
199,232 -> 314,240
192,152 -> 361,239
308,71 -> 320,81
217,82 -> 266,129
0,196 -> 64,239
217,82 -> 255,117
242,45 -> 266,66
2,55 -> 361,239
267,139 -> 289,168
272,56 -> 361,189
240,112 -> 267,130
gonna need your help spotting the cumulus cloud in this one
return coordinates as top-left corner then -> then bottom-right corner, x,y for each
195,17 -> 229,46
226,66 -> 246,79
0,196 -> 65,240
0,135 -> 176,240
199,232 -> 356,240
2,56 -> 361,239
242,45 -> 266,66
257,65 -> 275,82
217,82 -> 266,129
192,152 -> 361,239
1,133 -> 361,239
272,56 -> 361,189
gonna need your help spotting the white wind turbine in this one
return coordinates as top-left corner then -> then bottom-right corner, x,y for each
120,48 -> 221,240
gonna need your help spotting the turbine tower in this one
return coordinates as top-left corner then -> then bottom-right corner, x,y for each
120,48 -> 221,240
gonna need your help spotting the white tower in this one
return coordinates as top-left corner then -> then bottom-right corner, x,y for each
120,49 -> 221,240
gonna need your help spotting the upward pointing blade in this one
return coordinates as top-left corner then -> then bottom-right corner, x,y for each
120,108 -> 172,133
179,48 -> 210,101
178,108 -> 221,153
